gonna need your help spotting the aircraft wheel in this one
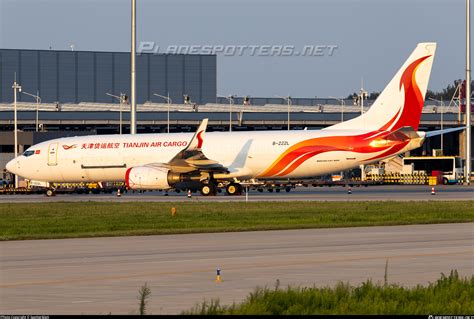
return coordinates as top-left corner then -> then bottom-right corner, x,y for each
285,187 -> 291,193
200,183 -> 217,196
45,189 -> 56,197
226,183 -> 242,196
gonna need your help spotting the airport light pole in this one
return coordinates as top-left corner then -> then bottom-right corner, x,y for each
219,94 -> 235,131
130,0 -> 137,134
12,80 -> 21,189
466,0 -> 472,185
359,88 -> 368,114
228,95 -> 234,131
106,93 -> 126,134
277,95 -> 292,130
330,96 -> 345,122
22,91 -> 41,132
153,93 -> 172,133
429,97 -> 444,153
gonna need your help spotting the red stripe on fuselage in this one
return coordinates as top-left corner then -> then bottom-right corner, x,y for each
125,167 -> 133,189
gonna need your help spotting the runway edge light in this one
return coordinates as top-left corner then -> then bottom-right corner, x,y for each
215,268 -> 222,283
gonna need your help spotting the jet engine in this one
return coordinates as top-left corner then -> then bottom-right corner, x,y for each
125,166 -> 172,190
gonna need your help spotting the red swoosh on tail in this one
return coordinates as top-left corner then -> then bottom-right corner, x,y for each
391,55 -> 431,131
197,131 -> 204,148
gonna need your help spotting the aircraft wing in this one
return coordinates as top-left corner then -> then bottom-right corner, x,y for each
165,118 -> 229,173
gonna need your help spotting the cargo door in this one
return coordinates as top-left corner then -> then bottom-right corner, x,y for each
48,143 -> 58,166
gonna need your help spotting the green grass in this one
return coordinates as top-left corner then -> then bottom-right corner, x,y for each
0,201 -> 473,240
183,270 -> 474,315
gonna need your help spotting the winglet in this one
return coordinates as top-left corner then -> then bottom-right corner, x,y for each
185,118 -> 208,151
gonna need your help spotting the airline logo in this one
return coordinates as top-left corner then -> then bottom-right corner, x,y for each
259,55 -> 431,178
62,144 -> 77,150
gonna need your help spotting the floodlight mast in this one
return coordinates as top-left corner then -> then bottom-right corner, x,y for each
12,79 -> 21,188
466,0 -> 471,184
218,94 -> 235,131
22,91 -> 41,132
130,0 -> 137,134
276,95 -> 292,130
330,96 -> 345,122
106,92 -> 126,135
428,97 -> 444,153
153,93 -> 172,133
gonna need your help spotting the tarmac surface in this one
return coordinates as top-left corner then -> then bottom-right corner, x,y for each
1,184 -> 473,202
1,223 -> 473,314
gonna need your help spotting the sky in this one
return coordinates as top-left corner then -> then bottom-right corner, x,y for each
0,0 -> 470,98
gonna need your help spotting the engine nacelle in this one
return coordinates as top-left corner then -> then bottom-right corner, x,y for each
125,166 -> 172,190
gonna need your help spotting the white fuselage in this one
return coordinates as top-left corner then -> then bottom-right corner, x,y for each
6,43 -> 436,186
7,128 -> 419,183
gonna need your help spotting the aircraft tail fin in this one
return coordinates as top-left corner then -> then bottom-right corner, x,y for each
330,42 -> 437,132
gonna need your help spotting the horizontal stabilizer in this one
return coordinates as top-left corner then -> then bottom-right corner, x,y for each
424,127 -> 465,138
383,126 -> 420,141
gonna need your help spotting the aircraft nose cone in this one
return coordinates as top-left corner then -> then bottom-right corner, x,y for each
6,158 -> 18,175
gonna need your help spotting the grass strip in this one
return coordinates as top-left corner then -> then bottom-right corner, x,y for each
0,201 -> 473,240
183,270 -> 474,315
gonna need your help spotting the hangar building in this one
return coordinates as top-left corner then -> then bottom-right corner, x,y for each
0,49 -> 216,105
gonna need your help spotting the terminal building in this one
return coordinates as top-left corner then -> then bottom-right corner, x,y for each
0,48 -> 472,178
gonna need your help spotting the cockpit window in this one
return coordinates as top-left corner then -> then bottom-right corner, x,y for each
23,150 -> 35,157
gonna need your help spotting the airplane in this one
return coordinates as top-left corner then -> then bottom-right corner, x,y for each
6,42 -> 456,196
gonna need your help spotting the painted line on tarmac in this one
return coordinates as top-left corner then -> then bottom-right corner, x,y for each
1,249 -> 470,289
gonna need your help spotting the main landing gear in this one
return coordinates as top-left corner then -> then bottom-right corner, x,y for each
200,182 -> 218,196
199,181 -> 244,196
226,183 -> 243,196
